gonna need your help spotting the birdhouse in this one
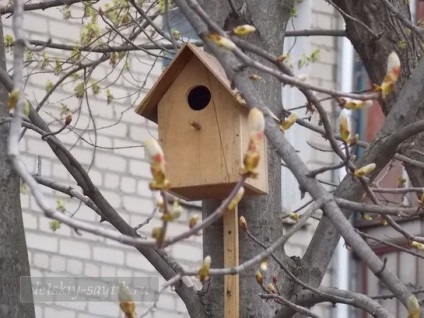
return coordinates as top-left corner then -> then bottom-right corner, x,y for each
135,43 -> 268,201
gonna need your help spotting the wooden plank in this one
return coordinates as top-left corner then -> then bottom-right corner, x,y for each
169,182 -> 267,201
223,205 -> 239,318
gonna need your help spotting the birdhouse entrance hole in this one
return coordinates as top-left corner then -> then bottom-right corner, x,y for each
187,85 -> 211,111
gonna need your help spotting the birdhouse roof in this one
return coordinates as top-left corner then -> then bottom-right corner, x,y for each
135,43 -> 238,123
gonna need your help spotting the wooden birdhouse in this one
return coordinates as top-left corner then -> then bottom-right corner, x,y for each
135,43 -> 268,201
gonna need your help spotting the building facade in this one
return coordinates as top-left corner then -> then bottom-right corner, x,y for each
2,0 -> 342,317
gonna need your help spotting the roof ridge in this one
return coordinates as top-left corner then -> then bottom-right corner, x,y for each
135,43 -> 237,123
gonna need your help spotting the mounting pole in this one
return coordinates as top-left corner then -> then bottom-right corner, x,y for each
223,205 -> 239,318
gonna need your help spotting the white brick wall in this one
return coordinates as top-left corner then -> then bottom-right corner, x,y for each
2,1 -> 341,317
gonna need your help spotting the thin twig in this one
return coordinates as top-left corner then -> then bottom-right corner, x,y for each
379,0 -> 424,38
182,198 -> 327,277
326,0 -> 380,38
0,0 -> 90,15
259,294 -> 321,318
285,29 -> 346,37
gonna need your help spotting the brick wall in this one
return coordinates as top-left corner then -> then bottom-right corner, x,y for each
282,1 -> 340,316
3,1 -> 341,317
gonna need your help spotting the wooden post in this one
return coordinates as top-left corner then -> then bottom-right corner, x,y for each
223,206 -> 239,318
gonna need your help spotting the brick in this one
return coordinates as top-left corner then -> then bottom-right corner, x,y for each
129,159 -> 150,177
126,252 -> 156,272
48,19 -> 81,43
129,125 -> 158,143
93,247 -> 124,265
157,293 -> 177,311
155,309 -> 187,318
77,313 -> 101,318
100,265 -> 116,277
104,173 -> 120,190
318,46 -> 337,65
112,138 -> 143,159
69,147 -> 96,166
50,255 -> 66,272
312,0 -> 335,14
104,235 -> 133,248
59,239 -> 91,259
87,302 -> 119,317
60,302 -> 87,312
170,243 -> 202,264
311,62 -> 335,81
73,229 -> 105,243
116,268 -> 132,277
26,232 -> 58,253
84,263 -> 100,276
95,152 -> 127,173
311,35 -> 335,49
38,157 -> 53,177
58,131 -> 82,147
22,211 -> 38,230
137,180 -> 152,197
67,259 -> 84,275
122,196 -> 154,214
80,100 -> 114,120
30,268 -> 43,277
82,135 -> 113,149
27,139 -> 56,159
319,79 -> 337,90
312,13 -> 333,30
73,209 -> 99,223
121,106 -> 154,127
33,253 -> 50,269
121,176 -> 136,194
44,307 -> 76,318
95,118 -> 128,138
39,216 -> 72,236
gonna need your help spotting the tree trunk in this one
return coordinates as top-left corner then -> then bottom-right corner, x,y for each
201,0 -> 294,316
0,19 -> 35,318
330,0 -> 424,191
301,0 -> 424,289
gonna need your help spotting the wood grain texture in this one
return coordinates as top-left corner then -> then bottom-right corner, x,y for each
223,206 -> 239,318
157,56 -> 267,200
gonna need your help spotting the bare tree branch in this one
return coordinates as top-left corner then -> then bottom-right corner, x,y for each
285,29 -> 346,37
335,198 -> 421,216
171,0 -> 416,312
259,294 -> 322,318
379,0 -> 424,38
293,287 -> 394,318
0,0 -> 91,15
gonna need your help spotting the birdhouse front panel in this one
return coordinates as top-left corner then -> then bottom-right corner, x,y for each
136,43 -> 268,201
157,56 -> 267,200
